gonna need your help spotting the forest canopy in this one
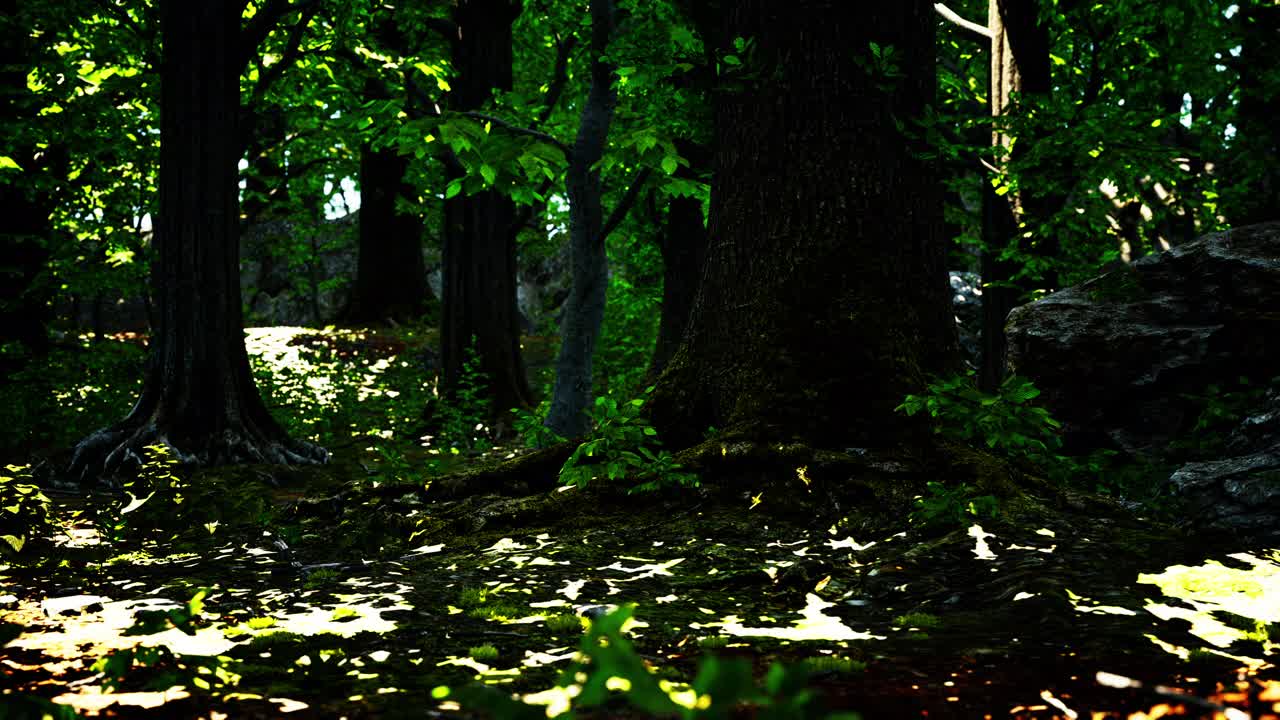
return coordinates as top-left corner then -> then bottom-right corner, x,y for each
1,1 -> 1278,718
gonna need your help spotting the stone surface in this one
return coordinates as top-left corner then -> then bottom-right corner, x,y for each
950,271 -> 982,369
1007,221 -> 1280,536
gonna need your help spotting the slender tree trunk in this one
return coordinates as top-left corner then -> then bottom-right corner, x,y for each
545,0 -> 618,438
347,144 -> 429,323
979,0 -> 1054,391
648,1 -> 955,449
440,0 -> 532,416
70,0 -> 326,481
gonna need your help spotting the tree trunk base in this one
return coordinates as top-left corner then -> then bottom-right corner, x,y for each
69,419 -> 328,484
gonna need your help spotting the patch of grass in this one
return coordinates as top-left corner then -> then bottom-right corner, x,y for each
467,602 -> 526,621
893,612 -> 941,629
305,569 -> 340,588
457,586 -> 490,608
246,616 -> 277,630
802,655 -> 866,674
468,644 -> 499,662
245,631 -> 305,650
544,613 -> 584,634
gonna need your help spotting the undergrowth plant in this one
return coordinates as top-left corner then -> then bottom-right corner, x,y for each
440,604 -> 860,719
897,372 -> 1062,463
0,464 -> 55,560
559,388 -> 698,494
512,400 -> 565,449
433,337 -> 492,451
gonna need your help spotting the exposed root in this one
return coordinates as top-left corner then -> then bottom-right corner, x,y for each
68,420 -> 328,485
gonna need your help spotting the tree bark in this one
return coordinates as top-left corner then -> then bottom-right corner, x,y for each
70,0 -> 326,481
647,1 -> 956,450
346,143 -> 430,323
648,142 -> 710,378
440,0 -> 532,417
978,0 -> 1054,391
545,0 -> 618,438
0,0 -> 58,365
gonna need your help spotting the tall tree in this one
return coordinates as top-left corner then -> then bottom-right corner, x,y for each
648,140 -> 709,377
0,0 -> 63,367
544,0 -> 623,437
440,0 -> 533,415
70,0 -> 326,479
976,0 -> 1055,390
648,0 -> 955,449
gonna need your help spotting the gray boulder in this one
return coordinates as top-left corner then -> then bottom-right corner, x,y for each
949,271 -> 982,369
1006,222 -> 1280,536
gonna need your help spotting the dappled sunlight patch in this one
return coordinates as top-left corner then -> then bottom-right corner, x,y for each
9,596 -> 237,658
597,557 -> 684,582
689,593 -> 884,642
1064,588 -> 1138,617
969,524 -> 997,560
1136,552 -> 1280,661
51,685 -> 191,713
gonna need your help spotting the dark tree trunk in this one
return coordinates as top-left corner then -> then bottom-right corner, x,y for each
0,0 -> 57,364
440,0 -> 532,416
346,144 -> 429,323
545,0 -> 618,438
70,0 -> 326,481
648,1 -> 955,449
978,0 -> 1054,391
1230,2 -> 1279,225
648,142 -> 711,377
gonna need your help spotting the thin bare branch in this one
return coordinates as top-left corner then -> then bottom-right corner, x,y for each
933,3 -> 993,39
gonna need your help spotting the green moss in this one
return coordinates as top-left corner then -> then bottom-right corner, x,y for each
893,612 -> 941,629
468,643 -> 499,662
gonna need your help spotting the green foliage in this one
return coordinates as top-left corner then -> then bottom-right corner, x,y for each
559,388 -> 698,494
434,337 -> 493,451
94,444 -> 195,543
897,373 -> 1063,463
892,612 -> 941,629
92,589 -> 238,694
1174,377 -> 1277,457
442,604 -> 861,719
512,400 -> 566,449
594,264 -> 661,399
909,481 -> 999,530
469,643 -> 499,662
801,655 -> 866,675
0,464 -> 55,559
545,613 -> 585,635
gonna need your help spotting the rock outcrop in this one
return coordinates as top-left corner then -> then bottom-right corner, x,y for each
1006,221 -> 1280,536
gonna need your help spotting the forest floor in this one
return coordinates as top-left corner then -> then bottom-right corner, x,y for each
2,327 -> 1279,719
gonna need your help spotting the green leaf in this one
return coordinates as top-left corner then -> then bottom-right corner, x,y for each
0,156 -> 21,171
661,155 -> 678,175
480,164 -> 497,186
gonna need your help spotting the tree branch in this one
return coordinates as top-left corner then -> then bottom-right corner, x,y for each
601,167 -> 653,242
460,111 -> 571,157
240,0 -> 320,71
933,3 -> 993,40
249,1 -> 322,106
534,34 -> 578,129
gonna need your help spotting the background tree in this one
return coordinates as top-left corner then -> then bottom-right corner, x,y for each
70,0 -> 327,479
439,0 -> 533,416
648,1 -> 955,449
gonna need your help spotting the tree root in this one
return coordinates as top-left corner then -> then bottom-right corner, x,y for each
68,420 -> 328,484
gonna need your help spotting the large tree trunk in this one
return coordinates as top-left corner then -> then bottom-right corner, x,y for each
978,0 -> 1054,391
0,0 -> 58,366
346,143 -> 429,323
544,0 -> 618,438
440,0 -> 532,416
648,141 -> 710,377
70,0 -> 326,481
648,1 -> 955,450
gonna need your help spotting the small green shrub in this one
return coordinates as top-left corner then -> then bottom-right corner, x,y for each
545,613 -> 584,634
897,373 -> 1062,464
512,400 -> 566,449
559,388 -> 698,494
457,586 -> 490,608
802,655 -> 866,674
909,481 -> 998,530
892,612 -> 941,629
697,635 -> 729,650
468,644 -> 499,662
433,337 -> 492,451
0,464 -> 55,559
